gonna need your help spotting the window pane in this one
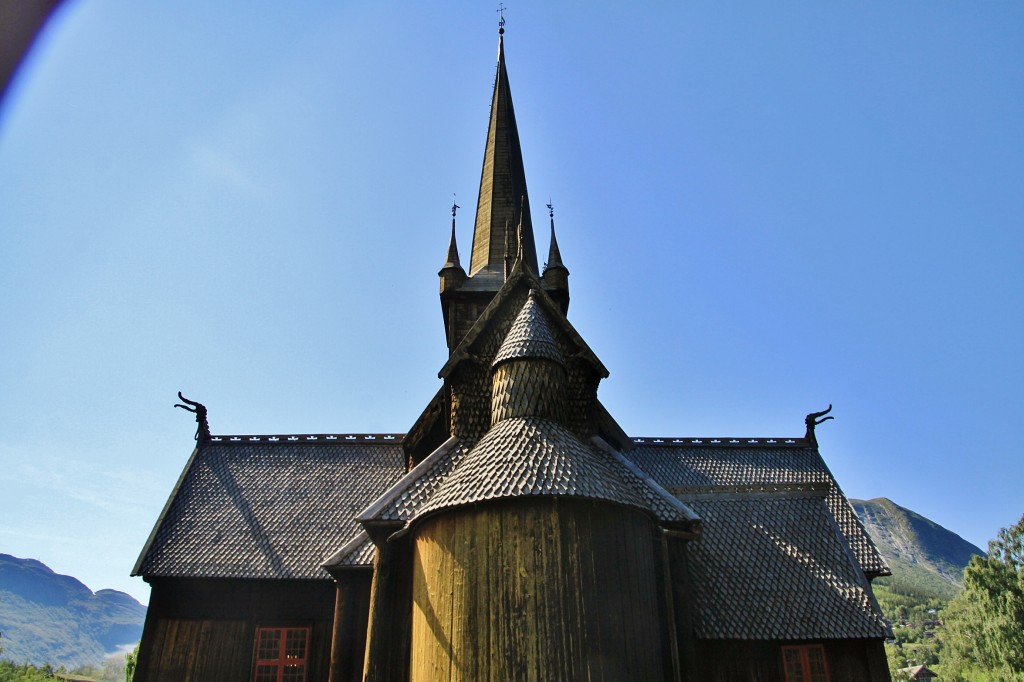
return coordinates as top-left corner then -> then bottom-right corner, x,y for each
285,629 -> 307,658
781,645 -> 829,682
283,664 -> 306,682
254,664 -> 278,682
807,646 -> 828,682
257,629 -> 281,660
254,627 -> 308,682
782,648 -> 806,682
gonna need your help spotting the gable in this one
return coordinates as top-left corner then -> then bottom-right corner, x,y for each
441,266 -> 610,443
134,435 -> 406,580
440,264 -> 606,381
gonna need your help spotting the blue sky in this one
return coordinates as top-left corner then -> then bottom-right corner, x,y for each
1,2 -> 1021,605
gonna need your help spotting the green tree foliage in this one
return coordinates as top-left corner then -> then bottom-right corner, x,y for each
941,515 -> 1024,681
0,660 -> 56,681
886,642 -> 912,681
124,644 -> 138,682
0,656 -> 128,682
73,655 -> 125,682
874,578 -> 948,673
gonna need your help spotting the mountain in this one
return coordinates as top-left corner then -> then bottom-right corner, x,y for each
0,554 -> 146,667
851,497 -> 984,599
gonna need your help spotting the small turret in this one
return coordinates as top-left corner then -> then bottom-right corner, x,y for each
541,201 -> 569,313
439,200 -> 466,293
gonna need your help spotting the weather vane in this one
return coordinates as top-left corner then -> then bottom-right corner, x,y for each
497,3 -> 506,33
547,198 -> 554,219
452,194 -> 460,218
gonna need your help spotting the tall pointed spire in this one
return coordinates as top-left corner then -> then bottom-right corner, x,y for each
468,27 -> 539,277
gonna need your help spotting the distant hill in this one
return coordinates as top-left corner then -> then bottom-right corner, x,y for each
0,554 -> 146,667
851,497 -> 984,599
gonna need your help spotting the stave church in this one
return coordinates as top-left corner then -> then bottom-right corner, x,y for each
132,24 -> 893,682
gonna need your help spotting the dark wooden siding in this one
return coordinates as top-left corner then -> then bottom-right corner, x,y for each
362,539 -> 413,682
139,619 -> 250,682
329,572 -> 372,682
693,639 -> 891,682
135,577 -> 358,682
410,498 -> 668,681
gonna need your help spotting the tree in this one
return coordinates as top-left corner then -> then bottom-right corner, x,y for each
124,643 -> 139,682
885,642 -> 911,681
941,515 -> 1024,681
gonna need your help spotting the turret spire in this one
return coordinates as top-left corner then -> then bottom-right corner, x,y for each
543,200 -> 566,274
468,27 -> 538,277
541,199 -> 570,313
441,198 -> 463,271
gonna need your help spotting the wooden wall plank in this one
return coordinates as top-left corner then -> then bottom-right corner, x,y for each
137,578 -> 343,682
693,640 -> 892,682
410,498 -> 666,681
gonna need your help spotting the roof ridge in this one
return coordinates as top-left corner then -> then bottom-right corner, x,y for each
631,436 -> 811,447
207,433 -> 404,444
669,483 -> 831,501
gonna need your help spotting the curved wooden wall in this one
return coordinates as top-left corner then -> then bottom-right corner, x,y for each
410,498 -> 666,681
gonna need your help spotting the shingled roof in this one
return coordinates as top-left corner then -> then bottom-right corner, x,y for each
492,290 -> 564,367
413,417 -> 696,524
356,437 -> 471,527
355,424 -> 697,536
678,486 -> 890,640
133,435 -> 406,580
624,441 -> 890,577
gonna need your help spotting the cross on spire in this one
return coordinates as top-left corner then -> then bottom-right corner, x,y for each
497,3 -> 506,33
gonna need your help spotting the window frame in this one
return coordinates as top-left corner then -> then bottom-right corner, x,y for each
781,644 -> 831,682
251,625 -> 312,682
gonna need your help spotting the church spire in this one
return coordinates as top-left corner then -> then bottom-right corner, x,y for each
468,27 -> 538,277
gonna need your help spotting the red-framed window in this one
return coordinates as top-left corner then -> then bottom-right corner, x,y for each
782,644 -> 830,682
252,626 -> 310,682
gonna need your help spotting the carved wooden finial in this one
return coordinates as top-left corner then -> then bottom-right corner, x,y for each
804,404 -> 834,445
175,391 -> 211,442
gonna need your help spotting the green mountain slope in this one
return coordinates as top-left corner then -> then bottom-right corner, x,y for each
0,554 -> 146,667
851,497 -> 984,599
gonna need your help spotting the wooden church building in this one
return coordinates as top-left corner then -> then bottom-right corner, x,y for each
132,27 -> 893,682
